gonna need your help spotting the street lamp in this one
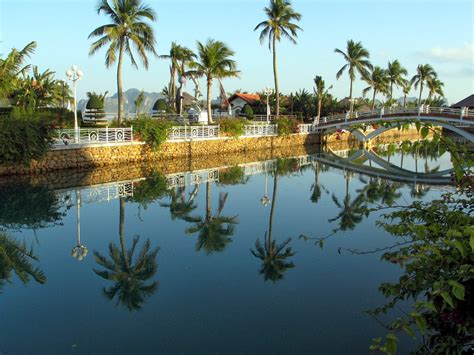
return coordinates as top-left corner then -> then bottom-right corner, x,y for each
264,87 -> 273,123
66,65 -> 83,143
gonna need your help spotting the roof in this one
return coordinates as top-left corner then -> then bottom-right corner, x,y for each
450,94 -> 474,108
228,93 -> 261,105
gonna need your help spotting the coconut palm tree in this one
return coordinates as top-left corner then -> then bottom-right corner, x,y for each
160,186 -> 198,221
160,42 -> 180,110
134,89 -> 145,115
427,78 -> 444,103
254,0 -> 302,118
88,0 -> 157,125
185,183 -> 238,254
0,41 -> 36,100
93,197 -> 159,311
0,232 -> 46,291
362,66 -> 389,112
176,46 -> 196,114
401,79 -> 412,108
410,64 -> 437,106
251,174 -> 295,282
188,39 -> 239,124
335,40 -> 373,115
313,75 -> 332,122
329,192 -> 366,231
386,60 -> 408,100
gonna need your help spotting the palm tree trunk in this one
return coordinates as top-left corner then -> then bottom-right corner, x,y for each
390,82 -> 393,100
349,78 -> 354,116
418,82 -> 423,106
117,39 -> 124,126
403,93 -> 407,108
206,182 -> 211,222
268,173 -> 278,249
206,78 -> 213,124
371,90 -> 376,112
170,65 -> 176,109
119,197 -> 128,269
317,98 -> 322,120
272,35 -> 279,118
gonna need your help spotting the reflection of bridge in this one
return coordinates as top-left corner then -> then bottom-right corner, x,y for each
300,106 -> 474,143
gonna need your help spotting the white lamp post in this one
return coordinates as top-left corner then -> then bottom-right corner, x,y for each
66,66 -> 83,143
71,189 -> 88,261
264,87 -> 273,123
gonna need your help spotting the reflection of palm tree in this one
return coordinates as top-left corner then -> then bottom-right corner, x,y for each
93,198 -> 159,311
329,193 -> 366,231
251,174 -> 295,282
185,182 -> 238,254
0,232 -> 46,291
310,161 -> 323,203
160,186 -> 198,221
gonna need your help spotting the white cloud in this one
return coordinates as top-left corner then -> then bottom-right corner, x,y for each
421,43 -> 474,63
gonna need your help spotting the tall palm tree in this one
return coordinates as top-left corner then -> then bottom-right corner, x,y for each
88,0 -> 157,125
176,46 -> 196,114
0,232 -> 46,291
362,66 -> 389,111
255,0 -> 302,118
134,89 -> 145,115
188,39 -> 239,124
401,79 -> 412,108
313,75 -> 332,122
386,60 -> 407,100
160,186 -> 198,221
335,40 -> 373,115
410,64 -> 437,106
0,41 -> 36,100
251,173 -> 295,282
185,183 -> 238,254
93,197 -> 159,311
160,42 -> 180,111
427,78 -> 444,103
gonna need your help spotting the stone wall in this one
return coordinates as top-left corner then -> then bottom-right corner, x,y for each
0,133 -> 319,176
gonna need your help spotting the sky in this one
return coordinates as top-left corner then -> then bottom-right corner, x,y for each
1,0 -> 473,104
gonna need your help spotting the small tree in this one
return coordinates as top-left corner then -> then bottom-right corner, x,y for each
242,104 -> 254,119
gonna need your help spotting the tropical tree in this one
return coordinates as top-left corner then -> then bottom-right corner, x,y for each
362,66 -> 389,111
386,60 -> 408,99
160,42 -> 181,110
188,39 -> 239,124
427,78 -> 444,103
410,64 -> 437,106
0,41 -> 36,100
313,75 -> 332,122
160,186 -> 198,221
134,89 -> 145,115
251,173 -> 295,282
185,182 -> 238,254
93,198 -> 159,311
254,0 -> 302,118
401,79 -> 412,108
0,232 -> 46,291
335,40 -> 373,115
88,0 -> 158,125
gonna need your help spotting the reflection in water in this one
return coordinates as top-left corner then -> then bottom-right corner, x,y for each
160,185 -> 198,221
71,190 -> 88,261
185,182 -> 238,254
93,198 -> 159,311
251,173 -> 295,282
0,232 -> 46,291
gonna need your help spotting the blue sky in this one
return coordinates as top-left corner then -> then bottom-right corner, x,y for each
1,0 -> 473,104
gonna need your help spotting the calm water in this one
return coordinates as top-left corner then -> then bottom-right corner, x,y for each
0,142 -> 455,354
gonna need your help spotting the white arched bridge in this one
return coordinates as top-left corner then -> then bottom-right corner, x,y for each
299,106 -> 474,143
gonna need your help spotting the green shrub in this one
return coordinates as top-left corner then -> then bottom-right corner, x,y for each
219,118 -> 246,137
9,107 -> 76,128
0,117 -> 53,165
153,98 -> 169,113
242,104 -> 254,119
276,117 -> 300,136
133,116 -> 172,150
218,166 -> 248,185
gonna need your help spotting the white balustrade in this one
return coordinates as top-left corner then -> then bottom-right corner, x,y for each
53,127 -> 134,147
168,125 -> 219,140
243,124 -> 278,137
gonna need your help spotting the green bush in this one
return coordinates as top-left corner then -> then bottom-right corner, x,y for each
276,117 -> 300,136
242,104 -> 254,119
219,118 -> 246,137
0,117 -> 53,165
9,107 -> 76,128
133,116 -> 172,150
153,98 -> 169,113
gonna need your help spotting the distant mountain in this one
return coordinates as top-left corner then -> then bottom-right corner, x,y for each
78,88 -> 165,114
396,96 -> 417,105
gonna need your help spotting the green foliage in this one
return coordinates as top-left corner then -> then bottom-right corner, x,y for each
0,117 -> 53,164
133,117 -> 172,150
128,172 -> 168,209
218,118 -> 246,137
152,98 -> 169,112
276,117 -> 300,136
86,92 -> 106,109
8,106 -> 77,128
218,166 -> 248,185
242,104 -> 254,119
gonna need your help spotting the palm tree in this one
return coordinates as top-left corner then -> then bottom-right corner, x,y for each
410,64 -> 437,106
335,40 -> 373,115
329,193 -> 366,231
160,42 -> 181,111
93,197 -> 159,311
0,232 -> 46,291
313,76 -> 332,122
185,182 -> 238,254
88,0 -> 157,125
251,173 -> 295,282
134,89 -> 145,115
362,66 -> 389,112
401,79 -> 412,108
255,0 -> 302,118
160,186 -> 198,221
176,46 -> 196,114
427,78 -> 444,103
386,60 -> 407,99
0,41 -> 36,100
188,39 -> 239,124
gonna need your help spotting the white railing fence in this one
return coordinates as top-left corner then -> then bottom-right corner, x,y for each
167,125 -> 220,141
53,127 -> 133,147
243,124 -> 278,137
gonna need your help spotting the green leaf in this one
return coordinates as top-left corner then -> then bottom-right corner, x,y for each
448,280 -> 465,300
453,240 -> 465,257
385,334 -> 398,354
470,236 -> 474,252
440,291 -> 454,308
420,126 -> 429,138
